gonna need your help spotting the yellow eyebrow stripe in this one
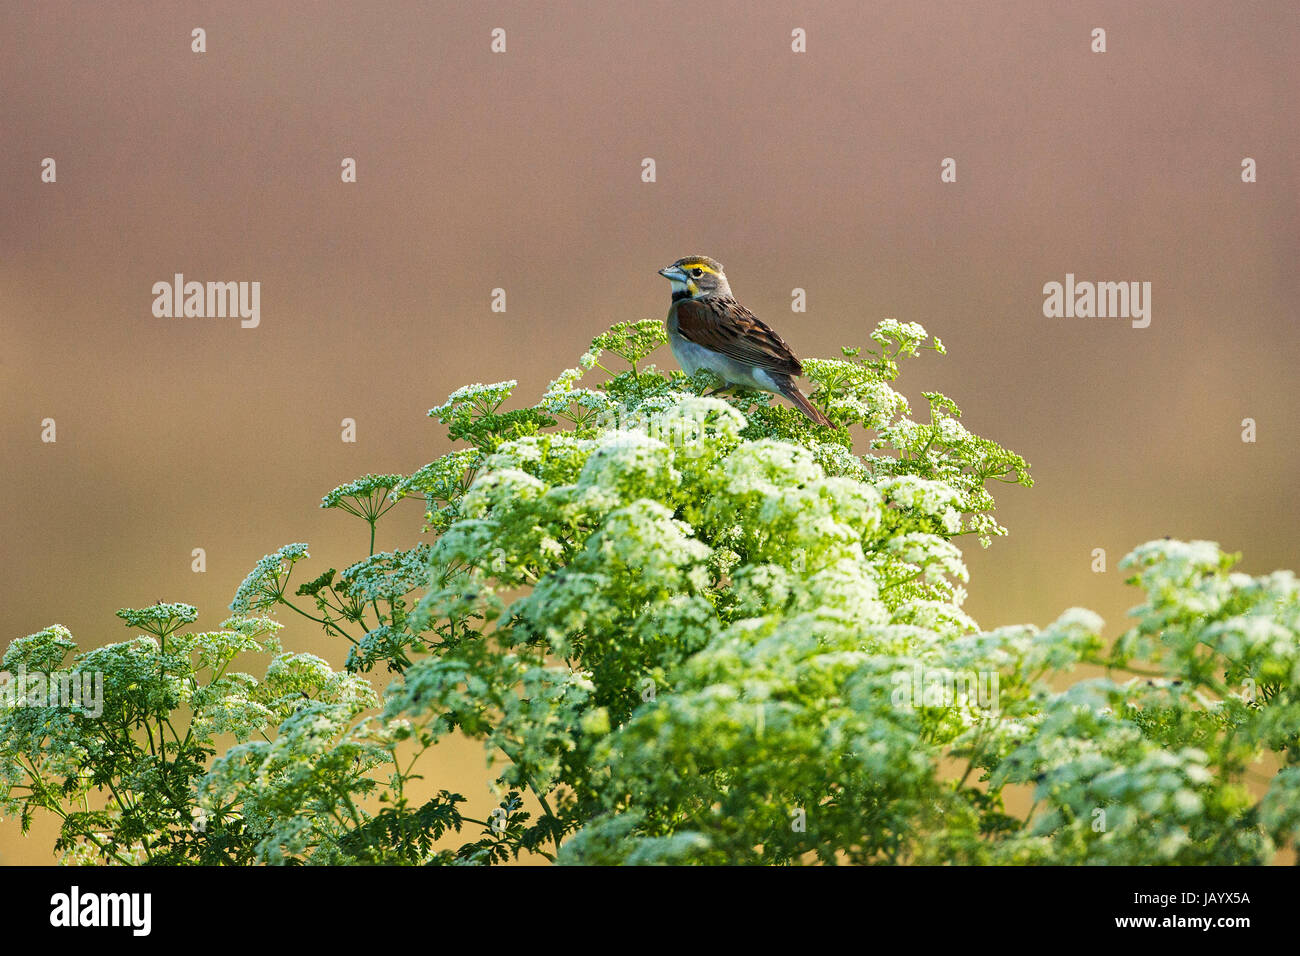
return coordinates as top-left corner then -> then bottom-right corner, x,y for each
679,262 -> 717,274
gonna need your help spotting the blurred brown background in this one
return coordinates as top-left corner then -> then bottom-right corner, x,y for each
2,1 -> 1297,863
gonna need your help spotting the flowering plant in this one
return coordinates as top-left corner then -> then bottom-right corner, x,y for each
4,319 -> 1297,864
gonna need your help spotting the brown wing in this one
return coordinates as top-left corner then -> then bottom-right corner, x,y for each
673,296 -> 803,376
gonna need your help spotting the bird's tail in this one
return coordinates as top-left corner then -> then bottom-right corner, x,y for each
777,378 -> 833,427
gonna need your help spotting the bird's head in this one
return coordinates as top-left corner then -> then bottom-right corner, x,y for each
658,255 -> 731,299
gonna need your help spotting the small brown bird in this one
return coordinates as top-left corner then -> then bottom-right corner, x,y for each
658,256 -> 832,426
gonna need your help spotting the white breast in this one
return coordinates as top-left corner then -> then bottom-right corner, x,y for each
667,326 -> 771,391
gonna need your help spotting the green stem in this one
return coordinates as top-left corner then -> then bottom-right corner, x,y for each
278,598 -> 360,645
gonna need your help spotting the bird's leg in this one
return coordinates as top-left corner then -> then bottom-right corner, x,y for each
704,375 -> 734,397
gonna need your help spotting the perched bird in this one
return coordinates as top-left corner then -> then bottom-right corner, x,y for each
658,256 -> 832,427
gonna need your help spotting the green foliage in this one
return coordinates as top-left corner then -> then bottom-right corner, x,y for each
4,318 -> 1298,865
0,612 -> 283,864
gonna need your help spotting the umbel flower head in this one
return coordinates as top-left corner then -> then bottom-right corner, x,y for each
115,602 -> 199,637
231,544 -> 310,613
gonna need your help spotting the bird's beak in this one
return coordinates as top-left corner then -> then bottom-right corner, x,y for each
659,265 -> 688,282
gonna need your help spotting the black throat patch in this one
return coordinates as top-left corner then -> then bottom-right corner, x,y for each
671,290 -> 692,303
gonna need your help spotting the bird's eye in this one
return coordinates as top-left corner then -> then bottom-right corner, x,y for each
690,268 -> 703,277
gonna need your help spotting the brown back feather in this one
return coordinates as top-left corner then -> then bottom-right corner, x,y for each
673,296 -> 803,376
